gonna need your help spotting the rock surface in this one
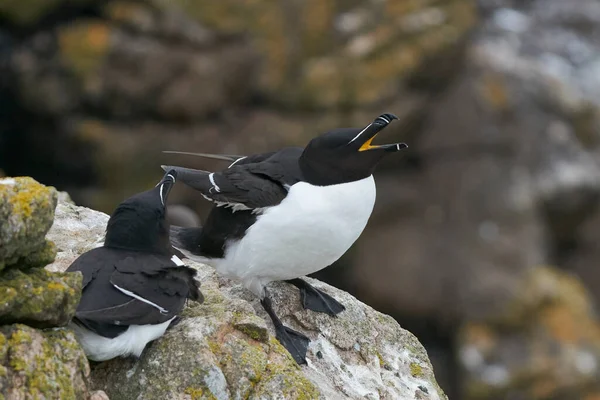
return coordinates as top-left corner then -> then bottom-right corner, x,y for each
0,268 -> 82,328
458,266 -> 600,399
46,194 -> 446,400
0,177 -> 58,270
0,324 -> 90,399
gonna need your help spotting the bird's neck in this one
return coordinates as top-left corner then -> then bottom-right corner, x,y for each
104,228 -> 171,255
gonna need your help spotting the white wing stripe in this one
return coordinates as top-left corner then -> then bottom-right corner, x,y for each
228,156 -> 247,168
159,184 -> 165,206
112,284 -> 169,314
208,173 -> 221,193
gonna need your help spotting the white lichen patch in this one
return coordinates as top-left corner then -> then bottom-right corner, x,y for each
204,366 -> 230,400
0,178 -> 16,185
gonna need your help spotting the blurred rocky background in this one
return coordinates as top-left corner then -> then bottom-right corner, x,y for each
1,0 -> 600,399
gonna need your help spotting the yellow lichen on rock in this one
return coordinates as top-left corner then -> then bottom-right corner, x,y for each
0,269 -> 82,328
0,325 -> 89,399
0,177 -> 58,270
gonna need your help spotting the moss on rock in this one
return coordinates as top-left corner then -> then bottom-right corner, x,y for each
0,268 -> 82,328
0,324 -> 89,399
233,313 -> 269,343
0,177 -> 58,271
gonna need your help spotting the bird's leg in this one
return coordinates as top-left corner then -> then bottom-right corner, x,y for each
285,278 -> 346,317
260,293 -> 310,365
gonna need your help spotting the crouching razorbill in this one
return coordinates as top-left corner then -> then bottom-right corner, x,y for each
66,170 -> 204,362
162,113 -> 406,364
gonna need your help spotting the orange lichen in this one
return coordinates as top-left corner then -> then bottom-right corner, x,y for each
540,304 -> 582,343
76,119 -> 107,144
104,1 -> 148,22
461,324 -> 497,353
530,378 -> 559,399
59,22 -> 110,80
480,73 -> 510,112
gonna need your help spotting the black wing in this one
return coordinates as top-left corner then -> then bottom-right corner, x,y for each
162,148 -> 303,211
162,151 -> 276,168
66,247 -> 104,289
68,248 -> 202,338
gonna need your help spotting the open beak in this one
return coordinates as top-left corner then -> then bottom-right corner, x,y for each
356,113 -> 408,152
156,169 -> 178,207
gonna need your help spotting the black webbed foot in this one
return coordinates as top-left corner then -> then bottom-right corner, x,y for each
273,324 -> 310,365
286,278 -> 346,316
261,294 -> 310,365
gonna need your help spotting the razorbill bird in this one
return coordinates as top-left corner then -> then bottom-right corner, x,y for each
162,113 -> 406,364
66,170 -> 203,362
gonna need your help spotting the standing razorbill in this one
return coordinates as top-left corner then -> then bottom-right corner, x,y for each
66,170 -> 203,362
162,113 -> 406,364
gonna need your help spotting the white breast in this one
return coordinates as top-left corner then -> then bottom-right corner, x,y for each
216,175 -> 376,296
70,318 -> 175,361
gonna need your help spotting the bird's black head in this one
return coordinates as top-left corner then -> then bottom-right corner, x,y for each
299,113 -> 407,185
104,170 -> 178,254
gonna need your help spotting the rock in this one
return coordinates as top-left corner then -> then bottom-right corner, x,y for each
168,0 -> 477,108
561,209 -> 600,306
0,176 -> 57,270
89,390 -> 110,400
458,267 -> 600,400
45,199 -> 108,273
8,4 -> 258,121
0,324 -> 90,399
0,268 -> 82,328
46,195 -> 447,400
0,0 -> 94,26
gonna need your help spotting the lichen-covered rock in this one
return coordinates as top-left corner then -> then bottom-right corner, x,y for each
0,324 -> 90,399
458,267 -> 600,400
168,0 -> 477,108
47,194 -> 446,400
0,177 -> 58,270
0,268 -> 82,328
